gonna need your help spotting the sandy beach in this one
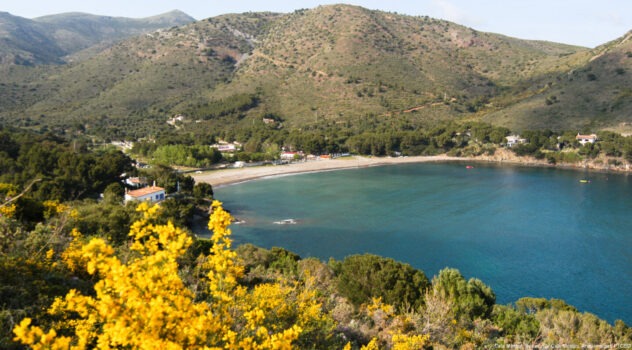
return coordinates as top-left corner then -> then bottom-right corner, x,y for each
192,155 -> 464,187
191,149 -> 632,187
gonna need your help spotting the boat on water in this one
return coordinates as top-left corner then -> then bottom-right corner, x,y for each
579,179 -> 590,183
273,219 -> 297,225
466,165 -> 474,169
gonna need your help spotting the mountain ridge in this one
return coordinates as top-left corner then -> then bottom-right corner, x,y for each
0,10 -> 195,65
0,5 -> 630,137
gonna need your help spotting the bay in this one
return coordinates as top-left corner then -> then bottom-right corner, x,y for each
208,162 -> 632,324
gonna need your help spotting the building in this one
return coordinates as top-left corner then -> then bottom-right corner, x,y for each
505,135 -> 527,148
576,133 -> 598,145
166,114 -> 185,126
124,177 -> 147,188
124,185 -> 165,203
280,151 -> 304,160
211,141 -> 241,153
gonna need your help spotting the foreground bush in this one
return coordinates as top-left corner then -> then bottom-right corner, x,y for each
13,201 -> 332,349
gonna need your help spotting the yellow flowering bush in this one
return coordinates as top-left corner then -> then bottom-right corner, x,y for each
43,200 -> 71,219
0,183 -> 18,218
0,203 -> 16,218
13,200 -> 328,349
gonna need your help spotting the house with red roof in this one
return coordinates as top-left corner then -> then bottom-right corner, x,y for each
124,185 -> 165,203
576,133 -> 598,146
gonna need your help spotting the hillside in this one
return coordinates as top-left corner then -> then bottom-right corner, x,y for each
483,31 -> 632,133
0,10 -> 195,66
207,5 -> 586,128
0,5 -> 630,138
0,12 -> 66,65
0,12 -> 281,138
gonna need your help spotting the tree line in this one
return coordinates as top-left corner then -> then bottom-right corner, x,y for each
130,120 -> 632,168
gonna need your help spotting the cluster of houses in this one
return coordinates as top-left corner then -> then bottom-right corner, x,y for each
505,133 -> 598,148
121,133 -> 599,204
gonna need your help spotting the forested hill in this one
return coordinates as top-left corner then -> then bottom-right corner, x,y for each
0,5 -> 631,137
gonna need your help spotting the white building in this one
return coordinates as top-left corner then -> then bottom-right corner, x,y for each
166,114 -> 185,126
124,177 -> 147,188
576,133 -> 598,145
280,151 -> 304,160
124,185 -> 165,203
505,135 -> 527,148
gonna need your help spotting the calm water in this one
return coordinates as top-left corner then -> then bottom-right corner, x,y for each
208,162 -> 632,324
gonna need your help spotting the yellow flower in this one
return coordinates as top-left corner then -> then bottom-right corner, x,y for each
0,203 -> 16,218
15,201 -> 317,349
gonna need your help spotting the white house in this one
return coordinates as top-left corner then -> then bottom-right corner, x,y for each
280,151 -> 303,160
166,114 -> 185,127
576,133 -> 598,145
505,135 -> 527,148
124,185 -> 165,203
124,177 -> 147,188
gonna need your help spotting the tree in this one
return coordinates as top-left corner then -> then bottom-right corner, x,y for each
102,183 -> 124,204
333,254 -> 430,309
193,182 -> 214,200
431,268 -> 496,322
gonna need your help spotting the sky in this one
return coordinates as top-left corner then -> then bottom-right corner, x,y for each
2,0 -> 632,48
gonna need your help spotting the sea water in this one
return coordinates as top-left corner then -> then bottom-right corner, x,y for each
208,162 -> 632,324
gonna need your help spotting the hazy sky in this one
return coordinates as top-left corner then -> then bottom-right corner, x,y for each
3,0 -> 631,48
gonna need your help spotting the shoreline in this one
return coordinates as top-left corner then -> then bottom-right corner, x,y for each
191,151 -> 631,187
192,155 -> 460,187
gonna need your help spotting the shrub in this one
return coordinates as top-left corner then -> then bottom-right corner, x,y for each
332,254 -> 430,309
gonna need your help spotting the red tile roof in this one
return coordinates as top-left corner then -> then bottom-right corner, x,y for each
126,186 -> 165,198
576,133 -> 597,140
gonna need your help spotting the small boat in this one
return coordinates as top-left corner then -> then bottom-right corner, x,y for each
466,165 -> 474,169
273,219 -> 297,225
579,179 -> 590,183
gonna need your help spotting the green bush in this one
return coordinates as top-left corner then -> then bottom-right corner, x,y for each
432,268 -> 496,321
332,254 -> 430,309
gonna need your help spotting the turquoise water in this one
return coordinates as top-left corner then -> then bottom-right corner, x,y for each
210,162 -> 632,324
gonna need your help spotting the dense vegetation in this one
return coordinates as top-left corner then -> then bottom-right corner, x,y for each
126,119 -> 632,173
0,128 -> 630,348
2,197 -> 631,349
0,127 -> 213,232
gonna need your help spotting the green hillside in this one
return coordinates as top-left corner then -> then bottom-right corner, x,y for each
208,5 -> 586,129
0,12 -> 280,138
483,31 -> 632,133
1,5 -> 630,138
